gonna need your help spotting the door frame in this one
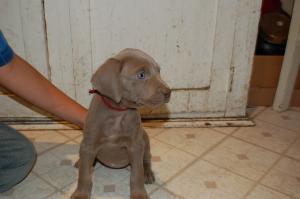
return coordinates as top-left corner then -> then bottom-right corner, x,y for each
273,0 -> 300,111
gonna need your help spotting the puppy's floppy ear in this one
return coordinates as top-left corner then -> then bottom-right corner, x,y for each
91,58 -> 123,103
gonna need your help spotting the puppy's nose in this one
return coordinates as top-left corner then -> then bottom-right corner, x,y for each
162,87 -> 171,99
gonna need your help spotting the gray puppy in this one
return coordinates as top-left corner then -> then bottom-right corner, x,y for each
71,48 -> 171,199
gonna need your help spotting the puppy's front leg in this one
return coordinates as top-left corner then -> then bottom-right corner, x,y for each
142,129 -> 155,184
71,144 -> 96,199
129,142 -> 149,199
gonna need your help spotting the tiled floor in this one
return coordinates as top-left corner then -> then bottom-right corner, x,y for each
1,107 -> 300,199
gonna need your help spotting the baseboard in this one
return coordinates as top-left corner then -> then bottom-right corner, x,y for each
0,116 -> 255,130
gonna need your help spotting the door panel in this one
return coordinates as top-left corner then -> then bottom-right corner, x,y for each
0,0 -> 262,119
90,0 -> 218,90
0,0 -> 48,77
225,0 -> 262,117
44,0 -> 93,107
0,0 -> 49,118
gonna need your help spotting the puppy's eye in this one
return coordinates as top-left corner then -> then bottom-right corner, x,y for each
137,71 -> 145,79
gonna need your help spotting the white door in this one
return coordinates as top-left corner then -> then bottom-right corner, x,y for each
0,0 -> 262,119
0,0 -> 49,118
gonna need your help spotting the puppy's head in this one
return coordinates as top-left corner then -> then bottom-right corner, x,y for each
91,48 -> 171,108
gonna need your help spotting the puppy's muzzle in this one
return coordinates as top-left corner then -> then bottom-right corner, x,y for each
160,87 -> 171,102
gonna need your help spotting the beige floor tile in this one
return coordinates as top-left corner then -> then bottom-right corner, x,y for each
40,164 -> 78,190
33,141 -> 79,188
92,167 -> 130,198
290,107 -> 300,112
247,106 -> 267,118
64,180 -> 152,199
261,157 -> 300,199
64,181 -> 129,199
233,120 -> 299,153
150,138 -> 196,184
63,181 -> 118,199
74,134 -> 83,144
151,188 -> 183,199
33,141 -> 79,174
150,138 -> 174,155
63,163 -> 156,198
257,108 -> 300,133
212,127 -> 238,134
61,181 -> 77,198
33,149 -> 61,175
20,130 -> 69,154
9,173 -> 56,199
245,185 -> 292,199
50,141 -> 80,162
6,111 -> 300,199
152,148 -> 196,184
286,138 -> 300,160
203,138 -> 280,181
110,175 -> 158,199
144,127 -> 164,137
93,164 -> 130,185
57,129 -> 83,139
166,160 -> 254,199
155,128 -> 225,156
93,193 -> 129,199
46,192 -> 68,199
92,164 -> 130,196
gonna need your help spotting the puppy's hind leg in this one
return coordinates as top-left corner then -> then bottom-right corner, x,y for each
142,129 -> 155,184
74,158 -> 97,169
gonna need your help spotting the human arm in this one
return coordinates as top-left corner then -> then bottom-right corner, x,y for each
0,54 -> 87,128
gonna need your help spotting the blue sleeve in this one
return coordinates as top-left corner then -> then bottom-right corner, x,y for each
0,31 -> 14,67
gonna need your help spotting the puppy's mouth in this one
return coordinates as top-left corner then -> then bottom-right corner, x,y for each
142,94 -> 170,108
164,95 -> 171,103
122,91 -> 171,109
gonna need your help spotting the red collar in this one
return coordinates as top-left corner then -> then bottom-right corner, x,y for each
89,89 -> 128,112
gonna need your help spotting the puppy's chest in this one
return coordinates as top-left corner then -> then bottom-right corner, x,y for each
101,112 -> 140,139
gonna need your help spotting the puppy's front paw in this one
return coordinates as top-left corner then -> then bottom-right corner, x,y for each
71,190 -> 89,199
131,190 -> 149,199
144,169 -> 155,184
